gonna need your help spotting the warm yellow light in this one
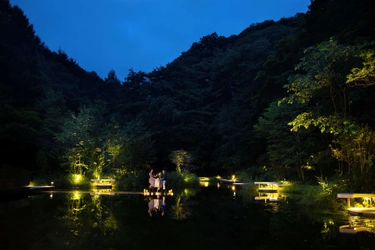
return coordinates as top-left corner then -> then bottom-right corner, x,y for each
72,191 -> 81,200
200,181 -> 209,187
73,174 -> 82,184
304,165 -> 313,170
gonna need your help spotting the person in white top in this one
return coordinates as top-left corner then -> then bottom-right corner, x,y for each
148,169 -> 156,193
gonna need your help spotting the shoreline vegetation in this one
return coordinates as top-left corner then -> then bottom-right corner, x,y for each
2,167 -> 361,217
4,166 -> 375,224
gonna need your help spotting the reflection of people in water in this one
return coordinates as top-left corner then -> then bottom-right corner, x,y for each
160,196 -> 166,216
148,197 -> 154,217
148,196 -> 166,217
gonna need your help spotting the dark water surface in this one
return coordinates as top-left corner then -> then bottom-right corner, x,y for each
1,184 -> 375,250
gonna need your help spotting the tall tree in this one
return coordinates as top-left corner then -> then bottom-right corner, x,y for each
282,39 -> 375,189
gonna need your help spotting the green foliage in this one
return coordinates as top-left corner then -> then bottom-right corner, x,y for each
116,173 -> 143,191
118,119 -> 156,172
282,39 -> 359,106
165,171 -> 199,190
235,167 -> 278,183
29,178 -> 48,186
331,124 -> 375,190
346,45 -> 375,87
180,171 -> 200,187
65,173 -> 90,189
169,150 -> 193,173
277,38 -> 375,187
255,101 -> 325,180
283,177 -> 348,213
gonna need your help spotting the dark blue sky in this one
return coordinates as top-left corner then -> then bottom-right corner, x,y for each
10,0 -> 311,80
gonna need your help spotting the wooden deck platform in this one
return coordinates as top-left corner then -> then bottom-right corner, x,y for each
337,193 -> 375,199
91,178 -> 115,188
217,178 -> 238,183
25,185 -> 54,190
337,193 -> 375,216
254,181 -> 282,192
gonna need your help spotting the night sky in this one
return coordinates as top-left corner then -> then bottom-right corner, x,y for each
10,0 -> 311,80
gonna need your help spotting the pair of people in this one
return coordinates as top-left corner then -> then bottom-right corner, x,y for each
149,169 -> 167,192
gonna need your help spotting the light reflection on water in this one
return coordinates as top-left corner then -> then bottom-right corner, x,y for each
1,184 -> 375,249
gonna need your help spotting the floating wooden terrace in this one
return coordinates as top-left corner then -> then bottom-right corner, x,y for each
337,193 -> 375,216
254,181 -> 282,193
25,185 -> 54,190
217,178 -> 238,184
253,181 -> 287,202
91,178 -> 115,188
215,178 -> 252,186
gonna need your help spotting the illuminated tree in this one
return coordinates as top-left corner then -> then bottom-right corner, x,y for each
255,101 -> 322,180
346,45 -> 375,87
55,105 -> 106,179
169,149 -> 193,173
282,39 -> 375,189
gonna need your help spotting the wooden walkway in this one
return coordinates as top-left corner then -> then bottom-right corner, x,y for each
25,185 -> 54,190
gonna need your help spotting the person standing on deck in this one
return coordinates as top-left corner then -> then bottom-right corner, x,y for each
149,169 -> 156,193
160,169 -> 167,193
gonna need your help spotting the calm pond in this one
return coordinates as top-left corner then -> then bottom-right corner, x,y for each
1,183 -> 375,250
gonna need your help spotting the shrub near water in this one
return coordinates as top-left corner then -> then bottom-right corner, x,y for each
115,171 -> 199,191
283,177 -> 348,213
167,171 -> 200,189
65,173 -> 91,189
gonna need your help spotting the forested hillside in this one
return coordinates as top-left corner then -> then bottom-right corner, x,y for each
1,0 -> 375,190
